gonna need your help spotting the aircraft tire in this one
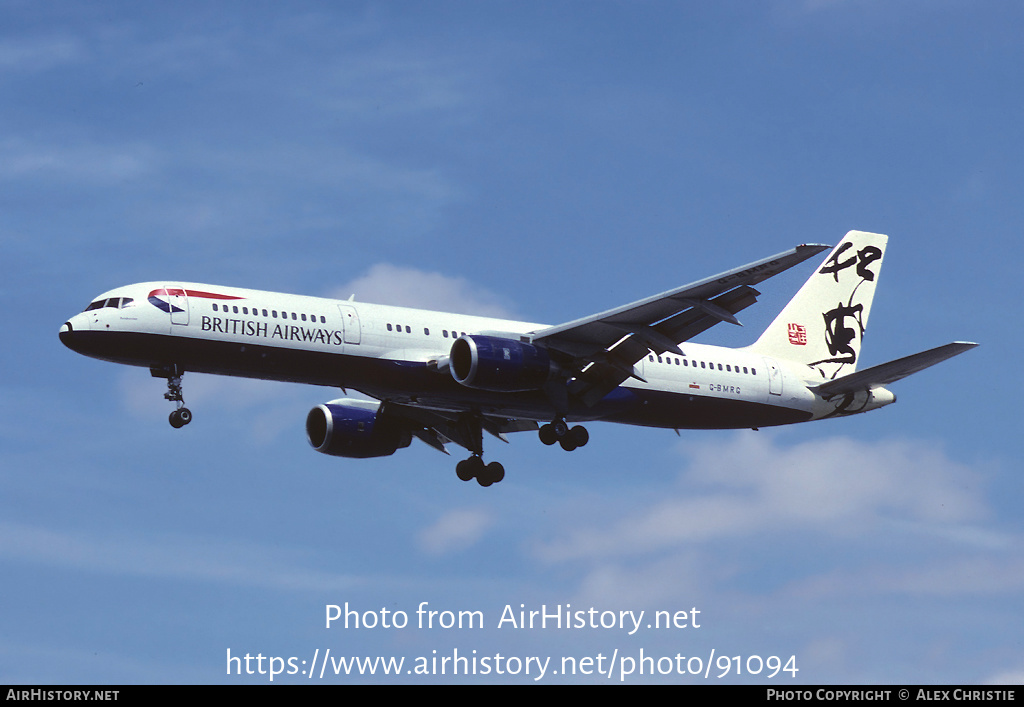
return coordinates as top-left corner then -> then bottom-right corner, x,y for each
486,461 -> 505,484
569,425 -> 588,448
456,459 -> 474,481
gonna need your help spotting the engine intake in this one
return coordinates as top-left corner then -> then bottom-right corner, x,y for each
306,399 -> 412,458
450,335 -> 555,391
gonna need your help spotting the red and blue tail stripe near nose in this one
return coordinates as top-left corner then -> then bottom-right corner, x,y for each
147,288 -> 244,314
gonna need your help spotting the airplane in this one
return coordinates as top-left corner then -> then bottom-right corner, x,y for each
59,230 -> 976,487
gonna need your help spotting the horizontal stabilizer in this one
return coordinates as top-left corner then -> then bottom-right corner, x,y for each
811,342 -> 978,396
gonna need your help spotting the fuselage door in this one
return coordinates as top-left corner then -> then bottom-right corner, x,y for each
338,304 -> 360,344
168,287 -> 189,326
763,357 -> 782,396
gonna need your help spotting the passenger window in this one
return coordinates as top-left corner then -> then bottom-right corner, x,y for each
406,326 -> 411,333
443,330 -> 449,338
301,314 -> 307,321
387,323 -> 393,331
424,328 -> 430,335
233,306 -> 239,314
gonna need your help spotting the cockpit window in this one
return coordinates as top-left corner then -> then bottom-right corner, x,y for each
84,297 -> 135,312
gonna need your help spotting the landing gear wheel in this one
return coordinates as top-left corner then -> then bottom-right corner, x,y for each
551,419 -> 569,438
541,419 -> 588,451
456,458 -> 476,482
455,456 -> 504,486
455,455 -> 485,483
169,408 -> 192,429
569,425 -> 589,448
484,461 -> 505,484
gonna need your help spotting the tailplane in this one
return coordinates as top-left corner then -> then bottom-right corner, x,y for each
747,230 -> 888,381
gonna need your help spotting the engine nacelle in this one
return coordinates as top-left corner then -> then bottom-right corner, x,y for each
450,334 -> 556,391
306,398 -> 412,459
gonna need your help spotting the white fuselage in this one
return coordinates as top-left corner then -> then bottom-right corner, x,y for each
59,281 -> 854,431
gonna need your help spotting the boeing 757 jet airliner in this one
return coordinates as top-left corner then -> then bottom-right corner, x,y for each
59,231 -> 976,486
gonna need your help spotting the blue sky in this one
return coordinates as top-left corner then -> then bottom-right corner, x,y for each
2,0 -> 1021,684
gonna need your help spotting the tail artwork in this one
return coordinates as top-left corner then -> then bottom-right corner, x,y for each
748,230 -> 887,382
746,230 -> 977,420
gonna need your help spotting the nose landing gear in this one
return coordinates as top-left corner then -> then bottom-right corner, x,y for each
152,366 -> 192,428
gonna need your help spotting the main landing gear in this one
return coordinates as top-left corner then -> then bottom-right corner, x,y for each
538,418 -> 589,451
450,412 -> 505,487
152,365 -> 192,429
454,416 -> 589,487
456,455 -> 505,487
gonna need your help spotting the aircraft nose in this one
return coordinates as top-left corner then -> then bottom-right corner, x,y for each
59,320 -> 77,350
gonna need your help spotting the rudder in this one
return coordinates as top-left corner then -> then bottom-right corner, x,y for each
747,230 -> 888,381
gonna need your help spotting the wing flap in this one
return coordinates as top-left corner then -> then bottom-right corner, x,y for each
565,286 -> 763,407
382,401 -> 539,455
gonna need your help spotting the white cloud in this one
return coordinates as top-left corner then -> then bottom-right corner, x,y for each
790,555 -> 1024,600
0,34 -> 83,72
985,668 -> 1024,685
535,432 -> 987,563
417,508 -> 494,556
330,263 -> 519,318
0,138 -> 157,183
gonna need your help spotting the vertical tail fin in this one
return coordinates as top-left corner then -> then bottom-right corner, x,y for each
747,230 -> 888,380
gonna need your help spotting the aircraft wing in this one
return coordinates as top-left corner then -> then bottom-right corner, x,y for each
811,342 -> 978,397
380,401 -> 539,455
530,243 -> 830,407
